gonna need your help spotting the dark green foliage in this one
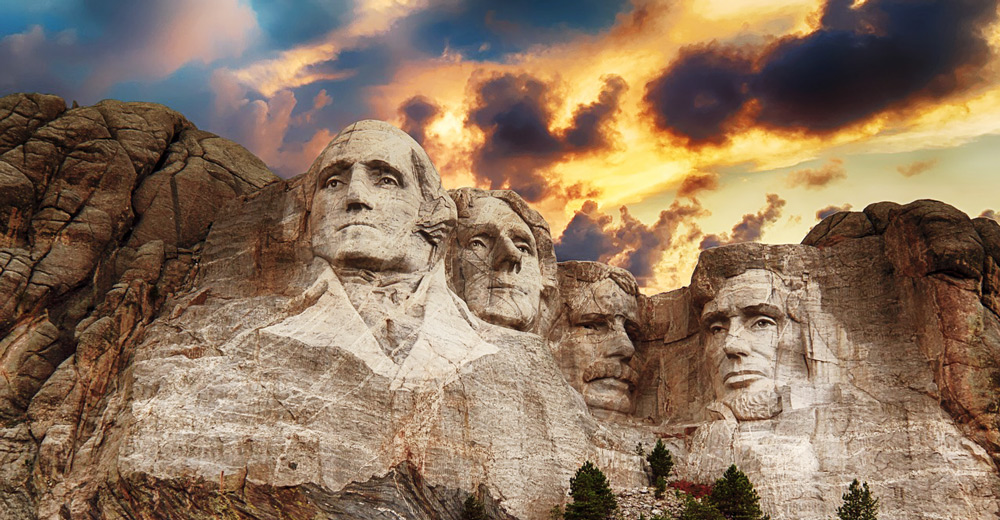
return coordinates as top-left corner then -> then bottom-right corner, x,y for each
708,465 -> 770,520
836,479 -> 879,520
564,461 -> 618,520
654,476 -> 667,499
646,439 -> 674,482
549,505 -> 565,520
462,494 -> 486,520
679,498 -> 726,520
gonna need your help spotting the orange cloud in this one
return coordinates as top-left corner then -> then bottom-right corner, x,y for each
786,158 -> 846,189
897,158 -> 939,177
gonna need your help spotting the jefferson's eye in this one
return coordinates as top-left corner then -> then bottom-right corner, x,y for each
377,176 -> 399,187
750,316 -> 777,329
516,244 -> 532,254
470,237 -> 488,249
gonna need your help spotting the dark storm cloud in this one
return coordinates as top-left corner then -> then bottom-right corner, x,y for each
398,95 -> 441,145
786,158 -> 846,189
554,199 -> 705,285
700,194 -> 786,249
644,0 -> 999,143
564,75 -> 628,150
816,203 -> 853,220
677,171 -> 720,198
467,73 -> 628,202
554,201 -> 619,262
897,158 -> 939,177
643,46 -> 753,145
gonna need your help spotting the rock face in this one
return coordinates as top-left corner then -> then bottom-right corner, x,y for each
0,95 -> 998,520
0,93 -> 277,517
660,236 -> 999,519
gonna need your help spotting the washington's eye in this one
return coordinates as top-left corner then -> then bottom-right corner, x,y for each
750,316 -> 777,329
324,177 -> 343,188
377,176 -> 399,187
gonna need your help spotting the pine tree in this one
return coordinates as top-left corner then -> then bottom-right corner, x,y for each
678,498 -> 726,520
836,479 -> 879,520
461,493 -> 487,520
654,476 -> 667,499
646,439 -> 674,483
564,461 -> 618,520
707,465 -> 770,520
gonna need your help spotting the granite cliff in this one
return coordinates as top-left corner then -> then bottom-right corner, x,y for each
0,93 -> 997,519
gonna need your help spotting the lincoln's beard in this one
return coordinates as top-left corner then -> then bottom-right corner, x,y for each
722,386 -> 782,421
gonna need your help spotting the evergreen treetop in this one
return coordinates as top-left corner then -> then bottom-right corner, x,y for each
564,461 -> 618,520
646,439 -> 674,482
708,465 -> 770,520
461,493 -> 487,520
679,498 -> 726,520
836,479 -> 879,520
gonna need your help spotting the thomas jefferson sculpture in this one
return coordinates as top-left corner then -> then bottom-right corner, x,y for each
447,188 -> 557,333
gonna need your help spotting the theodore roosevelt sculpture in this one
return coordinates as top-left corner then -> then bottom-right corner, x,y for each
549,261 -> 641,420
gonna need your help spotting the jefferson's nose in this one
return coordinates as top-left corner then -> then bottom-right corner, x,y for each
491,235 -> 522,273
345,167 -> 373,211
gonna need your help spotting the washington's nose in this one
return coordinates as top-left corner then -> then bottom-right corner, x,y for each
345,167 -> 373,211
491,235 -> 522,273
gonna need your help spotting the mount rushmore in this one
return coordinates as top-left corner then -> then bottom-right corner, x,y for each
0,93 -> 998,519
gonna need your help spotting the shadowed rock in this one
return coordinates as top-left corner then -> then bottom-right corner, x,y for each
0,93 -> 277,517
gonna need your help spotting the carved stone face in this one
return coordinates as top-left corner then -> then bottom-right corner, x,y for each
456,197 -> 543,331
553,277 -> 639,418
702,269 -> 787,401
309,128 -> 427,272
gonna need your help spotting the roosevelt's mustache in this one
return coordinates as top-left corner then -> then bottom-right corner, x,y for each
583,359 -> 639,387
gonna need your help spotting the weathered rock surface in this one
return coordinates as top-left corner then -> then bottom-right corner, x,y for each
0,93 -> 277,518
642,203 -> 1000,519
1,94 -> 998,520
805,200 -> 1000,465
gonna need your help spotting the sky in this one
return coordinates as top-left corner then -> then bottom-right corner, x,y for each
2,0 -> 999,292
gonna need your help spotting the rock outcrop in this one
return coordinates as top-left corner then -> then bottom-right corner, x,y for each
1,95 -> 998,520
0,93 -> 277,517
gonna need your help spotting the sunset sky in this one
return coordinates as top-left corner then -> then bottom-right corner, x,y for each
2,0 -> 999,292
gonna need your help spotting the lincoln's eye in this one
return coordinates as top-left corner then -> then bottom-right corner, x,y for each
377,176 -> 399,187
709,323 -> 727,334
750,316 -> 777,330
